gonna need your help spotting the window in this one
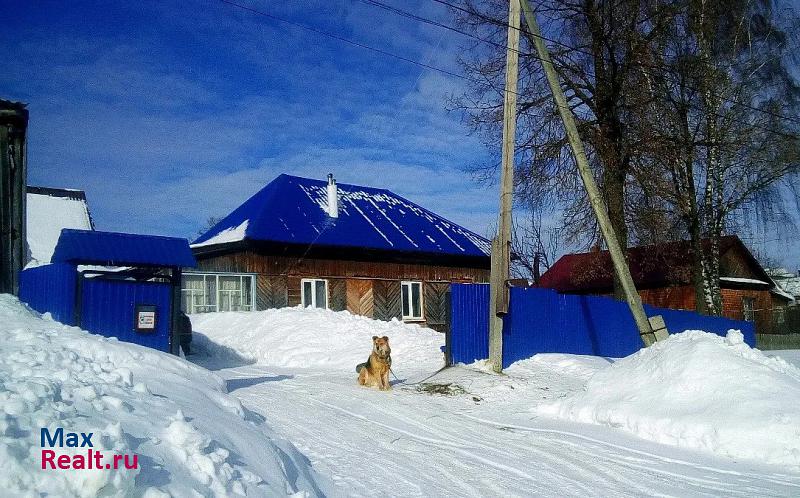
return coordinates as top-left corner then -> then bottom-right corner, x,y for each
742,297 -> 755,322
775,307 -> 786,325
181,273 -> 255,313
301,279 -> 328,309
401,281 -> 423,320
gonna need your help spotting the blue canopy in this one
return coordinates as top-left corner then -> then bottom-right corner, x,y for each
52,229 -> 196,268
193,174 -> 490,259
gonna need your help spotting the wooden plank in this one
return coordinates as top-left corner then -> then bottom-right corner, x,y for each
424,282 -> 449,327
346,279 -> 374,317
195,251 -> 490,283
373,280 -> 401,322
257,275 -> 288,310
329,278 -> 346,311
287,276 -> 302,307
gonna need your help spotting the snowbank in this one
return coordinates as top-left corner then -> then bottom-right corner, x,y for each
0,295 -> 327,497
190,306 -> 444,373
535,330 -> 800,468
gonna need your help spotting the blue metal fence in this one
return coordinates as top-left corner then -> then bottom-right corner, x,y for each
19,263 -> 77,324
449,283 -> 490,364
18,265 -> 172,352
449,284 -> 756,368
80,278 -> 172,352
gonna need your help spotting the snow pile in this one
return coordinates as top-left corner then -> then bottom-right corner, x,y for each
535,330 -> 800,468
0,295 -> 327,497
191,306 -> 444,373
26,192 -> 93,267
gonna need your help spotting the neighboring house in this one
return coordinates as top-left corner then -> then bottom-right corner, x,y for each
186,174 -> 491,332
538,236 -> 792,332
26,186 -> 94,267
768,268 -> 800,305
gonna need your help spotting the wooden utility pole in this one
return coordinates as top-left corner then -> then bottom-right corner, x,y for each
0,100 -> 29,296
517,0 -> 660,346
489,0 -> 521,373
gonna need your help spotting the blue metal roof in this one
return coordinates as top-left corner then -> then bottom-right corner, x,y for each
52,229 -> 197,268
193,174 -> 491,258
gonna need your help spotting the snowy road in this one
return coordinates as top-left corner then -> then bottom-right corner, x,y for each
194,359 -> 800,497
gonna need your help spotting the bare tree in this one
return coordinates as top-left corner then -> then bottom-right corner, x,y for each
510,209 -> 561,282
639,0 -> 800,314
451,0 -> 673,298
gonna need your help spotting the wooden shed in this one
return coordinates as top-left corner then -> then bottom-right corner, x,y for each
184,174 -> 491,332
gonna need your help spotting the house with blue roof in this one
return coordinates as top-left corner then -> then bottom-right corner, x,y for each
185,174 -> 491,332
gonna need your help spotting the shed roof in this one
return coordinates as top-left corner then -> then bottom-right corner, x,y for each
539,236 -> 772,293
52,229 -> 196,268
26,186 -> 94,267
193,174 -> 490,260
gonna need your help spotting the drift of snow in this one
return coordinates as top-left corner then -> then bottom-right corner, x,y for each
26,192 -> 93,267
535,329 -> 800,468
0,295 -> 327,497
190,306 -> 444,373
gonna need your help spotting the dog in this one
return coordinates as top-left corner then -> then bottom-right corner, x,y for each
356,336 -> 392,391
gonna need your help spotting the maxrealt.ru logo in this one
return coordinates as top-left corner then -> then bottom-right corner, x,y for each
40,428 -> 138,470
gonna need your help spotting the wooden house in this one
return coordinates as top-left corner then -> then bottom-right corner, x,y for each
538,235 -> 792,332
184,174 -> 491,332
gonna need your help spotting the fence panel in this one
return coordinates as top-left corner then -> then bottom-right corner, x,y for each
450,284 -> 757,368
18,263 -> 77,324
449,283 -> 489,365
80,277 -> 172,352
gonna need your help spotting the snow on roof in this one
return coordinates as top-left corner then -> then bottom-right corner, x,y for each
193,174 -> 490,258
719,276 -> 771,286
191,220 -> 249,248
26,190 -> 93,267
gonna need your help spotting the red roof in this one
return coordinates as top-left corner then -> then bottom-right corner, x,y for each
539,236 -> 771,293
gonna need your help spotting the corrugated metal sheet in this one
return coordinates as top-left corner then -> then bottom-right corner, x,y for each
18,263 -> 77,324
52,229 -> 196,268
194,174 -> 490,258
449,283 -> 489,364
79,278 -> 172,352
449,285 -> 756,367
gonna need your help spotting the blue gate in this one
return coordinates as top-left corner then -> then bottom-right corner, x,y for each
80,277 -> 172,352
449,284 -> 756,368
17,229 -> 196,354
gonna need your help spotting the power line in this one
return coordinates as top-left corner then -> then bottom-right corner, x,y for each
217,0 -> 798,139
217,0 -> 575,101
356,0 -> 799,136
428,0 -> 800,128
218,0 -> 470,81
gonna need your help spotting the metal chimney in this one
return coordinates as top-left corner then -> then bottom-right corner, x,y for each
326,173 -> 338,218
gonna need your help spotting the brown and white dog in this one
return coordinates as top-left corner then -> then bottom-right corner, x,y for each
357,336 -> 392,391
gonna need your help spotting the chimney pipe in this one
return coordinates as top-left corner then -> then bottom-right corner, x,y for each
326,173 -> 338,218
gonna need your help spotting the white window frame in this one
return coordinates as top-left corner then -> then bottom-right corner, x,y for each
401,281 -> 424,321
181,272 -> 256,314
742,297 -> 756,322
301,278 -> 329,309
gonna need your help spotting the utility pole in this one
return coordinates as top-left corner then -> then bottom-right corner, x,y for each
0,100 -> 29,296
517,0 -> 660,346
489,0 -> 521,373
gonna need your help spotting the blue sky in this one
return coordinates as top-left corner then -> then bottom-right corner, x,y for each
2,0 -> 798,267
3,0 -> 498,240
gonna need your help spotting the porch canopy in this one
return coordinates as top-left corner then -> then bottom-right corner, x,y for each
51,229 -> 196,268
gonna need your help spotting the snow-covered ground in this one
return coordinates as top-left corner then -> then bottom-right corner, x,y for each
191,307 -> 800,497
0,295 -> 328,497
536,330 -> 800,468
